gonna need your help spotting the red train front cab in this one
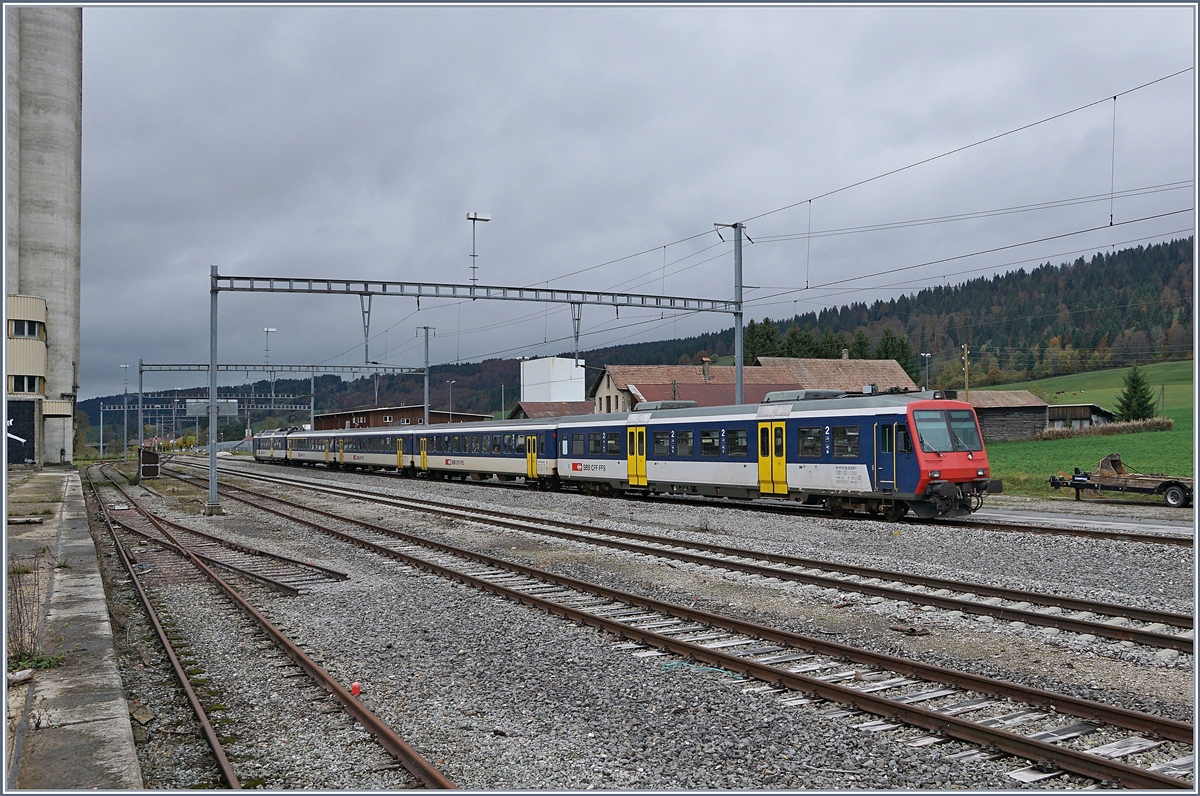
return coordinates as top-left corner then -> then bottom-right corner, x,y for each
907,398 -> 1003,517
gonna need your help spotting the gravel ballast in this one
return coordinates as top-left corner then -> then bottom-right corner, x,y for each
117,458 -> 1193,789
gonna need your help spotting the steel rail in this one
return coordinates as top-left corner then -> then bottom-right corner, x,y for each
169,465 -> 1194,649
205,481 -> 1191,788
111,478 -> 349,581
651,491 -> 1195,546
97,469 -> 304,596
84,468 -> 242,789
102,468 -> 455,789
186,472 -> 1192,751
229,467 -> 1193,627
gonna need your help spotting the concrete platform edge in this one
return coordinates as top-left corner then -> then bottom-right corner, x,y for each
8,470 -> 143,789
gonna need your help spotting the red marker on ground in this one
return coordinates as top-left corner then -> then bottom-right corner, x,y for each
350,682 -> 361,696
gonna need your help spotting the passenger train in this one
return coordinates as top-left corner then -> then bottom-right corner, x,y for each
253,389 -> 1002,520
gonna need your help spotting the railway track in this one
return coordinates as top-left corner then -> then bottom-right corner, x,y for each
87,465 -> 455,790
204,453 -> 1194,545
160,461 -> 1194,787
169,462 -> 1195,653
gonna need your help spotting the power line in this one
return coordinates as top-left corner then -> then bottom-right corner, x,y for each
744,227 -> 1195,311
750,181 -> 1191,244
738,67 -> 1193,225
746,209 -> 1192,305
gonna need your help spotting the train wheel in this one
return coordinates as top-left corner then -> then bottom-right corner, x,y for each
825,499 -> 845,518
1164,485 -> 1187,508
882,502 -> 909,522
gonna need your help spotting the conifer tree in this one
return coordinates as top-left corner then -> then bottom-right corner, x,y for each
1113,364 -> 1157,421
849,329 -> 872,359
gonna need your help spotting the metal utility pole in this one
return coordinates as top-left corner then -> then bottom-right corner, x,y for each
961,345 -> 970,402
446,380 -> 456,423
921,352 -> 932,391
207,265 -> 220,515
467,212 -> 490,287
137,360 -> 144,454
99,406 -> 103,461
418,326 -> 434,426
734,223 -> 744,406
121,364 -> 129,462
310,371 -> 316,429
265,327 -> 276,410
500,383 -> 504,419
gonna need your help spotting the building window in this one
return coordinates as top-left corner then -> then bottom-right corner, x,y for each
8,320 -> 45,340
8,375 -> 43,394
383,415 -> 393,423
606,395 -> 612,413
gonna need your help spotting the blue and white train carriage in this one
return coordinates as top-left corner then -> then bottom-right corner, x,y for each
253,390 -> 999,519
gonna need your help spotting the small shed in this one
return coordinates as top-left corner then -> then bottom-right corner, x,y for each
967,390 -> 1049,442
1047,404 -> 1114,429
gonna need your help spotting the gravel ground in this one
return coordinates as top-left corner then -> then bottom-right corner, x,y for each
86,480 -> 421,790
127,458 -> 1195,789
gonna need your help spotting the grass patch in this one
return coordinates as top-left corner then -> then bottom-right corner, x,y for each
8,653 -> 65,671
984,362 -> 1193,498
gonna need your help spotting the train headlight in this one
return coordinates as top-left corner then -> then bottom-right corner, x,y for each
977,468 -> 987,477
929,470 -> 941,479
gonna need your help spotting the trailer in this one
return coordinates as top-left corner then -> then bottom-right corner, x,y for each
1048,453 -> 1193,507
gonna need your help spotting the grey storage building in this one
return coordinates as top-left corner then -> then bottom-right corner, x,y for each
968,390 -> 1049,443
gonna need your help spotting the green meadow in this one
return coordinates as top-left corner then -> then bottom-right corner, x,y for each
980,360 -> 1194,499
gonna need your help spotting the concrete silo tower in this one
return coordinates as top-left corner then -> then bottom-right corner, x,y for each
5,7 -> 82,466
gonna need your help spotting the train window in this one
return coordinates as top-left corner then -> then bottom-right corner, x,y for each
450,436 -> 459,453
798,427 -> 822,458
700,430 -> 720,457
774,426 -> 784,458
759,427 -> 770,457
432,436 -> 440,453
948,410 -> 983,452
653,431 -> 670,456
443,435 -> 451,453
492,435 -> 502,453
572,434 -> 584,455
897,425 -> 912,453
539,435 -> 546,456
469,435 -> 477,453
729,428 -> 748,457
832,426 -> 860,458
880,425 -> 893,453
503,434 -> 514,454
589,433 -> 603,455
677,430 -> 694,457
515,436 -> 525,454
913,410 -> 953,453
605,432 -> 621,455
562,438 -> 570,456
481,435 -> 490,453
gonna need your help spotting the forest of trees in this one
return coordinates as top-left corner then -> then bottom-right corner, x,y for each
79,238 -> 1192,434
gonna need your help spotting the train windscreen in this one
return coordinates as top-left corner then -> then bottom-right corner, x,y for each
913,409 -> 983,453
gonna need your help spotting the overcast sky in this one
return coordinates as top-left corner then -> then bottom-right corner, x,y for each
80,5 -> 1196,399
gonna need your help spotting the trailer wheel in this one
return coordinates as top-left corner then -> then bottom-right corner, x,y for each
1163,485 -> 1188,508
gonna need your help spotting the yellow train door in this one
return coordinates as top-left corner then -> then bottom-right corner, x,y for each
324,438 -> 330,464
526,434 -> 538,479
396,437 -> 402,470
420,437 -> 428,471
757,421 -> 787,495
626,426 -> 647,487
